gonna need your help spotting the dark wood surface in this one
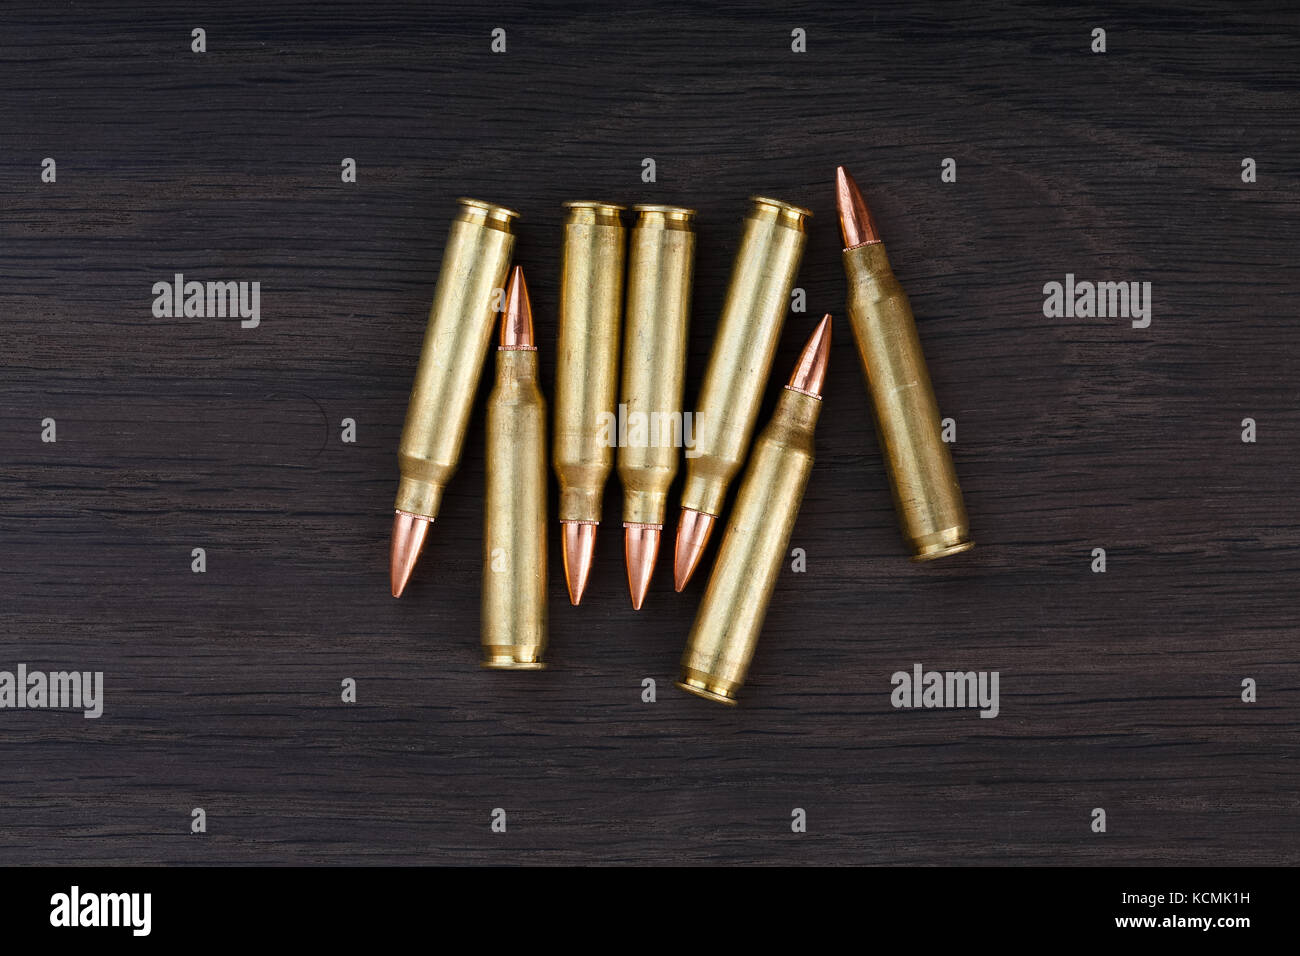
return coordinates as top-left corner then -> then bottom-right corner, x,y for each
2,0 -> 1297,866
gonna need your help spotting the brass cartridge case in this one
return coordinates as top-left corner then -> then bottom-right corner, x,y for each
553,202 -> 626,523
395,198 -> 518,520
481,322 -> 548,669
679,197 -> 810,520
619,205 -> 696,527
843,241 -> 972,560
677,356 -> 825,705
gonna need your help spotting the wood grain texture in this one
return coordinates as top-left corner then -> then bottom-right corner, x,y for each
1,0 -> 1297,865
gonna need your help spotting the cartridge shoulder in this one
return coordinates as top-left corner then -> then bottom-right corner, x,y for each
755,418 -> 817,463
490,367 -> 545,407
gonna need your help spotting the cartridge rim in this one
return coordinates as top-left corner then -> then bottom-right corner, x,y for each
633,203 -> 697,218
677,668 -> 741,705
481,657 -> 548,670
675,678 -> 739,706
749,195 -> 814,219
456,197 -> 521,223
563,200 -> 626,212
911,539 -> 975,562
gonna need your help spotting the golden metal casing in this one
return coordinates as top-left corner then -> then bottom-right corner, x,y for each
678,385 -> 822,704
554,202 -> 626,524
481,299 -> 548,669
395,198 -> 518,520
843,241 -> 972,560
679,197 -> 810,520
618,205 -> 696,528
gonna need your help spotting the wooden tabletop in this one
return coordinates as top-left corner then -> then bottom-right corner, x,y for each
2,0 -> 1296,865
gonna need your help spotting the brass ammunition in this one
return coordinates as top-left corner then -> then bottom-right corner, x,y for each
836,167 -> 972,560
554,201 -> 626,604
392,198 -> 518,595
619,205 -> 697,608
678,316 -> 831,705
481,267 -> 548,669
674,196 -> 811,589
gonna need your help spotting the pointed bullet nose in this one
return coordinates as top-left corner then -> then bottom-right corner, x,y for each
673,508 -> 716,591
561,521 -> 597,606
834,165 -> 880,248
625,524 -> 660,610
501,265 -> 534,348
390,511 -> 432,597
788,314 -> 832,398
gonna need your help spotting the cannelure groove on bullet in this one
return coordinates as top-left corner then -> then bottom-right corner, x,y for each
836,166 -> 973,561
391,198 -> 518,596
482,266 -> 548,669
674,196 -> 811,591
620,204 -> 696,609
554,201 -> 626,604
678,315 -> 832,705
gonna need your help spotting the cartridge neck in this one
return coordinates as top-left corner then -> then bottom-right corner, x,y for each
558,487 -> 603,523
843,238 -> 893,276
622,488 -> 669,527
495,346 -> 539,387
394,477 -> 444,521
679,470 -> 728,519
775,386 -> 823,434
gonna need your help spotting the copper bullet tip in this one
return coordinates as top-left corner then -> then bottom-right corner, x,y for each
390,511 -> 432,597
501,265 -> 535,349
673,508 -> 716,592
835,165 -> 881,249
561,521 -> 597,605
625,523 -> 661,610
787,314 -> 832,399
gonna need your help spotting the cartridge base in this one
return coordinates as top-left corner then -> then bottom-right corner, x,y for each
910,527 -> 975,562
676,668 -> 740,706
481,651 -> 547,671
